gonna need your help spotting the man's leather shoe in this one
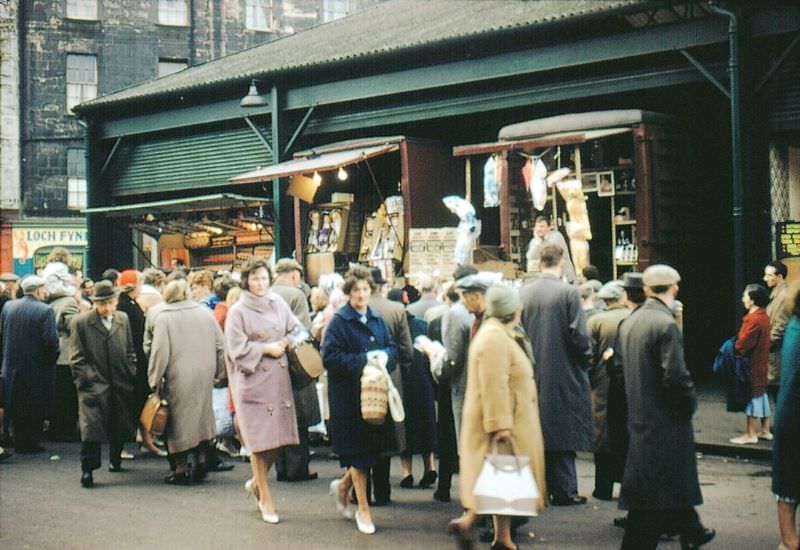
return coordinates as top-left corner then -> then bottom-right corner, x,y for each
433,488 -> 451,502
192,463 -> 207,482
680,527 -> 715,550
80,471 -> 94,488
550,495 -> 587,506
592,489 -> 613,501
206,461 -> 234,472
164,471 -> 192,485
108,463 -> 124,473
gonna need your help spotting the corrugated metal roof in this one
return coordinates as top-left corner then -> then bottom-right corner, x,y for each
76,0 -> 643,112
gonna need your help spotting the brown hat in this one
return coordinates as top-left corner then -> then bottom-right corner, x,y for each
274,258 -> 304,275
90,280 -> 119,302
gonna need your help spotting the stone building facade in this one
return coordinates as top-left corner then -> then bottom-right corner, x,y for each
0,0 -> 378,272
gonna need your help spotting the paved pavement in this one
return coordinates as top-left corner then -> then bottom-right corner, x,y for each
694,384 -> 773,461
0,440 -> 778,550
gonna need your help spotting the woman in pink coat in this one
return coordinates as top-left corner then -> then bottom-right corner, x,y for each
226,259 -> 301,524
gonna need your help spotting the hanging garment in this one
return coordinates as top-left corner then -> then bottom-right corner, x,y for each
531,158 -> 548,211
521,159 -> 533,191
483,155 -> 501,208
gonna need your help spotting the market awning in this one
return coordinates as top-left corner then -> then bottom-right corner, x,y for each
82,193 -> 272,217
228,143 -> 400,184
452,128 -> 631,157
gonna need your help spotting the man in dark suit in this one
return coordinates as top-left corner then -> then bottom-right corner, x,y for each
0,275 -> 60,453
368,267 -> 413,505
520,244 -> 593,506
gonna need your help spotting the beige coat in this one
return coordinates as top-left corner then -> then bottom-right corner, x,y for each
767,282 -> 791,384
147,300 -> 225,453
459,318 -> 547,511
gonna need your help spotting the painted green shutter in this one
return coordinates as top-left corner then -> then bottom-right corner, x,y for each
107,121 -> 272,197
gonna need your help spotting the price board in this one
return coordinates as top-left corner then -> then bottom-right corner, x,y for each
776,221 -> 800,259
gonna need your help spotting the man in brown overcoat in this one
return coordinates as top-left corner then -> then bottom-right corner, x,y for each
69,280 -> 138,488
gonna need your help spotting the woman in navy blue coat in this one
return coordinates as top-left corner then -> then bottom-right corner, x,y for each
322,266 -> 397,535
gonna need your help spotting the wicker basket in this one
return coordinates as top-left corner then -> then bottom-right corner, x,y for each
360,365 -> 388,425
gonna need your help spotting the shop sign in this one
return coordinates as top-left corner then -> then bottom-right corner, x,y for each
776,221 -> 800,259
12,224 -> 88,276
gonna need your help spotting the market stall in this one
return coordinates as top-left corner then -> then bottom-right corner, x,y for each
230,136 -> 462,283
453,110 -> 696,281
83,193 -> 274,271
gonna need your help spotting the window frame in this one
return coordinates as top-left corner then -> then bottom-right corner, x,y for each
65,53 -> 98,113
66,148 -> 87,210
157,58 -> 188,77
65,0 -> 98,20
245,0 -> 275,31
158,0 -> 189,26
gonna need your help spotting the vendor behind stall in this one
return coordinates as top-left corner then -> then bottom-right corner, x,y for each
526,216 -> 577,282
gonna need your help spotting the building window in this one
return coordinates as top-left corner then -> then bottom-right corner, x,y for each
66,54 -> 97,112
158,59 -> 188,77
159,0 -> 188,26
67,149 -> 87,210
66,0 -> 97,20
322,0 -> 354,22
246,0 -> 274,31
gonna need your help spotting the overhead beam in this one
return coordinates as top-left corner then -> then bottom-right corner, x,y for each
304,63 -> 725,135
244,115 -> 273,155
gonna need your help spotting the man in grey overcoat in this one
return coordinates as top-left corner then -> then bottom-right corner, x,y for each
69,280 -> 138,488
520,244 -> 592,506
271,258 -> 321,482
616,265 -> 714,550
369,267 -> 412,505
0,275 -> 59,453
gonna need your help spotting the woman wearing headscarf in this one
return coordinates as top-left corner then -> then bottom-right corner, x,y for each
147,279 -> 225,483
225,259 -> 302,524
322,266 -> 398,535
448,285 -> 546,550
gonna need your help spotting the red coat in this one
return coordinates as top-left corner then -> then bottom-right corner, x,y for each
735,308 -> 771,397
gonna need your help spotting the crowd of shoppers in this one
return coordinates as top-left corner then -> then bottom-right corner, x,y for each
2,241 -> 799,549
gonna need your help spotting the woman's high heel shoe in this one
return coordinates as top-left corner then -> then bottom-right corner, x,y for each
257,500 -> 279,524
329,479 -> 354,519
447,518 -> 475,550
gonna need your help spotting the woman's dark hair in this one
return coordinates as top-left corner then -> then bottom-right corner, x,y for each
214,275 -> 238,301
240,259 -> 272,291
342,265 -> 375,295
745,283 -> 770,309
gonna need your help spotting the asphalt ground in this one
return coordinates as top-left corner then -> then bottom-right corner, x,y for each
0,442 -> 778,550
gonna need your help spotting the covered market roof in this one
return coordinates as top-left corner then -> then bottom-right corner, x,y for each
75,0 -> 644,113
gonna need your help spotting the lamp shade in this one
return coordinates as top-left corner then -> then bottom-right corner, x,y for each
240,80 -> 269,108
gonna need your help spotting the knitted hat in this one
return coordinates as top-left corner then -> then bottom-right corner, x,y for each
486,284 -> 519,319
118,269 -> 139,291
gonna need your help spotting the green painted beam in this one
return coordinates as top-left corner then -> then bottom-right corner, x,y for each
305,63 -> 725,134
97,98 -> 271,139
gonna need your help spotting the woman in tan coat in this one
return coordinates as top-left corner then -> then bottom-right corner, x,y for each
148,279 -> 225,484
449,285 -> 546,550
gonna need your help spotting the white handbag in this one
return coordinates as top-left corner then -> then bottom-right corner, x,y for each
472,438 -> 539,517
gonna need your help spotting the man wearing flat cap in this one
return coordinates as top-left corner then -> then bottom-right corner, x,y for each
271,258 -> 320,482
0,275 -> 59,453
616,265 -> 714,550
69,280 -> 138,487
586,281 -> 630,501
0,272 -> 21,314
521,244 -> 593,506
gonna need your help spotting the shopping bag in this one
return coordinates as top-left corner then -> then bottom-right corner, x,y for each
472,439 -> 539,517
